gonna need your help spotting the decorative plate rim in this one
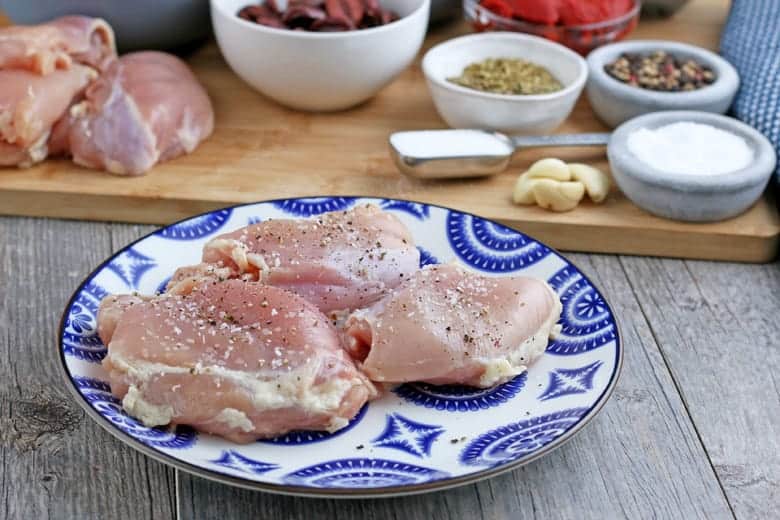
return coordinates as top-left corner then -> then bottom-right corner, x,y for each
56,196 -> 623,499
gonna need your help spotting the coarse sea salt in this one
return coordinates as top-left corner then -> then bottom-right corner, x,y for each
626,121 -> 754,176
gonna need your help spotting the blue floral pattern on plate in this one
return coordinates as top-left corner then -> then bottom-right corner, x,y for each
75,377 -> 196,449
106,247 -> 156,289
283,458 -> 450,488
155,276 -> 172,295
379,199 -> 430,220
62,281 -> 108,362
460,407 -> 589,467
259,404 -> 368,445
417,246 -> 439,267
539,361 -> 603,401
547,266 -> 617,355
273,197 -> 356,217
371,413 -> 444,458
211,450 -> 279,475
394,373 -> 527,412
58,197 -> 621,497
446,211 -> 550,272
156,209 -> 232,240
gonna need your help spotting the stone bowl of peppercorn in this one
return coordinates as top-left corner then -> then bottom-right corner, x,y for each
585,40 -> 739,128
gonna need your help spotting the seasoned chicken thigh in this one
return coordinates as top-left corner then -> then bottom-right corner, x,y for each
61,51 -> 214,175
98,279 -> 376,443
345,263 -> 562,388
200,204 -> 420,313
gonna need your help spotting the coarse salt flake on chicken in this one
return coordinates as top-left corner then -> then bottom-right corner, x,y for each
344,263 -> 562,388
198,204 -> 420,313
98,278 -> 377,443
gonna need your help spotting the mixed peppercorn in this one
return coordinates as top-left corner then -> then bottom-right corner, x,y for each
604,51 -> 716,92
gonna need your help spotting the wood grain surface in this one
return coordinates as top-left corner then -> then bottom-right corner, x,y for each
0,218 -> 177,519
0,0 -> 777,262
620,257 -> 780,519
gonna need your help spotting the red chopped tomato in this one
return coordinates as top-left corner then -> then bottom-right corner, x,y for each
508,0 -> 560,24
478,0 -> 633,27
558,0 -> 603,25
559,0 -> 633,25
479,0 -> 514,19
606,0 -> 633,19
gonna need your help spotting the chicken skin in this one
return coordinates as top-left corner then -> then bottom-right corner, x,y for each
60,51 -> 214,175
98,278 -> 376,443
199,204 -> 420,313
344,263 -> 562,388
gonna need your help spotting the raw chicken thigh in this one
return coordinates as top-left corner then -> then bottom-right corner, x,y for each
98,278 -> 376,443
345,263 -> 562,388
60,51 -> 214,175
200,204 -> 420,312
0,65 -> 96,166
0,16 -> 115,75
0,16 -> 116,167
96,293 -> 147,345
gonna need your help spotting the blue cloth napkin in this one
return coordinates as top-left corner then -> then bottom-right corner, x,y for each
720,0 -> 780,189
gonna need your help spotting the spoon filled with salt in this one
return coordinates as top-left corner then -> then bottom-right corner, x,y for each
389,129 -> 610,179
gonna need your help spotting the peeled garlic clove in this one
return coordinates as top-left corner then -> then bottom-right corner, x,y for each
512,173 -> 537,205
532,179 -> 585,212
558,181 -> 586,200
525,158 -> 571,181
568,163 -> 610,203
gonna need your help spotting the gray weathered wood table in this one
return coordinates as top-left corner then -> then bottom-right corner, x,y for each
1,216 -> 778,519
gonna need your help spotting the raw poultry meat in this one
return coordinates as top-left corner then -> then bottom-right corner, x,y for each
0,17 -> 211,174
0,16 -> 115,75
59,51 -> 214,175
96,293 -> 147,346
164,262 -> 239,296
0,16 -> 115,167
98,278 -> 376,443
0,65 -> 96,167
344,263 -> 562,388
200,204 -> 420,313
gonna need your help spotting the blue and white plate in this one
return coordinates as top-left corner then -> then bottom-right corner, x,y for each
58,197 -> 622,498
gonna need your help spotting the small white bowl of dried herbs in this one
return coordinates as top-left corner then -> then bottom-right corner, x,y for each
422,32 -> 588,134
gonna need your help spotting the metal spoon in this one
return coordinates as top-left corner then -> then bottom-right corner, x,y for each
389,129 -> 610,179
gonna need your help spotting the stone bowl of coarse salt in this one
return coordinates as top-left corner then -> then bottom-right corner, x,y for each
586,40 -> 739,128
607,111 -> 776,222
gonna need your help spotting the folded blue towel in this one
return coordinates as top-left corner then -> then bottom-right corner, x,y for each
721,0 -> 780,188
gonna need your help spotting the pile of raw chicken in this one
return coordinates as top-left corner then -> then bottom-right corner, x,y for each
99,204 -> 562,443
0,16 -> 213,175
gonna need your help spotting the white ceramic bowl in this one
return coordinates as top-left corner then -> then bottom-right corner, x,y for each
211,0 -> 430,111
421,33 -> 588,134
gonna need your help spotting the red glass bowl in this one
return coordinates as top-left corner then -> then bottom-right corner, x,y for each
463,0 -> 641,55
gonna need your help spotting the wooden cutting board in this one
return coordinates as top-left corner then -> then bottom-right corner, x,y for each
0,0 -> 777,262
